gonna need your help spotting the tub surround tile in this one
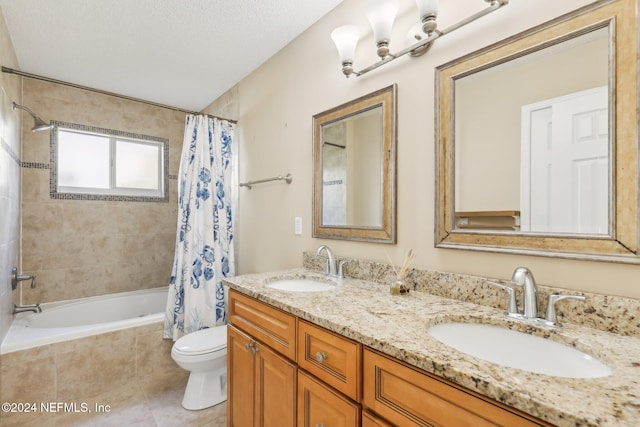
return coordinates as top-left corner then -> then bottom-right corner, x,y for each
56,339 -> 137,400
0,355 -> 57,403
20,77 -> 183,306
225,264 -> 640,427
0,318 -> 183,426
136,329 -> 188,390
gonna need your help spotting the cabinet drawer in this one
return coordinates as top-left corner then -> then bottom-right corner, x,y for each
297,319 -> 362,401
228,290 -> 297,360
298,370 -> 361,427
363,348 -> 551,427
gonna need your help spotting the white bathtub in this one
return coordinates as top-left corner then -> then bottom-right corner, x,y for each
1,287 -> 168,354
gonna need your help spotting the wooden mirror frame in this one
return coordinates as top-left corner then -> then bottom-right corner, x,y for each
435,0 -> 640,262
313,84 -> 397,243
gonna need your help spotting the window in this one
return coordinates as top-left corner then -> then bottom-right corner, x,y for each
52,122 -> 168,201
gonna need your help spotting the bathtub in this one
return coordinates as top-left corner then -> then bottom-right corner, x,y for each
1,287 -> 168,354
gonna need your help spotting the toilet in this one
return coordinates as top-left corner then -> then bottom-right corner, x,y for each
171,325 -> 228,410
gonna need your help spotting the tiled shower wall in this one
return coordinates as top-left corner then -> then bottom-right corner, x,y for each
19,78 -> 186,305
0,7 -> 22,345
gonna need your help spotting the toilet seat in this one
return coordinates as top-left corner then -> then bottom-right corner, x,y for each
173,325 -> 227,356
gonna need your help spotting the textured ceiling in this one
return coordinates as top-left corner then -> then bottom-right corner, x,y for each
0,0 -> 344,111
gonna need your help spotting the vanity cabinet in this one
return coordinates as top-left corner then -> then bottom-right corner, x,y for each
362,348 -> 553,427
228,289 -> 552,427
227,290 -> 297,427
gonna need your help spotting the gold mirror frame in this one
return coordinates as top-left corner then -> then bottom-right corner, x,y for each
313,84 -> 397,243
435,0 -> 640,262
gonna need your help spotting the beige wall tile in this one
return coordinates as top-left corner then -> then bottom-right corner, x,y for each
21,78 -> 184,303
136,330 -> 187,391
0,355 -> 56,403
56,337 -> 136,400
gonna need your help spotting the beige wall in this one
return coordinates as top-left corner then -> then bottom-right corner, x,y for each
19,78 -> 185,304
0,7 -> 22,344
224,0 -> 640,299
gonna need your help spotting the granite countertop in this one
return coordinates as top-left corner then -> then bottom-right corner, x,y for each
223,268 -> 640,427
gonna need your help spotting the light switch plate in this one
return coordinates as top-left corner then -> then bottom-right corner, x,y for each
294,217 -> 302,235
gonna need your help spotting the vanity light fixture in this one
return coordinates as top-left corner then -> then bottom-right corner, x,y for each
330,0 -> 509,77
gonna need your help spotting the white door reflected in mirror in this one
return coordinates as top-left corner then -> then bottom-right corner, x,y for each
521,86 -> 609,235
453,26 -> 610,236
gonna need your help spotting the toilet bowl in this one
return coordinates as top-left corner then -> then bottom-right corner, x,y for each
171,325 -> 228,410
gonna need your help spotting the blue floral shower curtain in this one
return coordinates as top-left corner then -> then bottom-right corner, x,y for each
163,114 -> 235,340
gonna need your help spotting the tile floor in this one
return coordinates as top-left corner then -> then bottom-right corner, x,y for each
2,377 -> 226,427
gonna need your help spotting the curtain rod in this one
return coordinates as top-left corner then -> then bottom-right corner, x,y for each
1,66 -> 237,124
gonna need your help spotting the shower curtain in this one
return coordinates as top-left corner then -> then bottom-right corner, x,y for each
163,114 -> 235,340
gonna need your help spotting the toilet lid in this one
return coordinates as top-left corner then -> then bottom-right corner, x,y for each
174,325 -> 227,355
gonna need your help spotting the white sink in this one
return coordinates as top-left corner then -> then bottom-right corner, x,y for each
266,278 -> 336,292
428,322 -> 611,378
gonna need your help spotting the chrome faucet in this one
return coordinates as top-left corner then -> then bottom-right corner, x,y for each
511,267 -> 538,319
316,245 -> 337,277
488,266 -> 586,327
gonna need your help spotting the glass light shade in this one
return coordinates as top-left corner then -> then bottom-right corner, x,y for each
416,0 -> 439,18
367,1 -> 398,43
331,25 -> 360,63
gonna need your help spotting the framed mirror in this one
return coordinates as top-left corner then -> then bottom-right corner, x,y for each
313,84 -> 397,243
435,0 -> 640,262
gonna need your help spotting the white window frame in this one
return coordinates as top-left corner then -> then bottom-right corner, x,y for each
52,122 -> 168,201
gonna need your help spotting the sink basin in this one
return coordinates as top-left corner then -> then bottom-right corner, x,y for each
266,278 -> 336,292
428,322 -> 611,378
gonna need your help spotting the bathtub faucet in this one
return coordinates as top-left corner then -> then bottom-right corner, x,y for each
13,303 -> 42,314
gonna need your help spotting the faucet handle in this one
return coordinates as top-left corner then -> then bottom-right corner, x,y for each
11,267 -> 36,290
337,259 -> 351,278
545,294 -> 586,324
486,281 -> 519,315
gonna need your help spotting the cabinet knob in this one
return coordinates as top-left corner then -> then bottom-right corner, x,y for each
244,342 -> 260,355
315,352 -> 328,364
314,424 -> 326,427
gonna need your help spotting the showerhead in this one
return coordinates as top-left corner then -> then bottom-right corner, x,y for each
12,102 -> 54,132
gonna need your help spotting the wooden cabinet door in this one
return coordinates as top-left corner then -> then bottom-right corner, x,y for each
228,324 -> 297,427
362,411 -> 393,427
228,325 -> 256,427
297,371 -> 360,427
255,341 -> 297,427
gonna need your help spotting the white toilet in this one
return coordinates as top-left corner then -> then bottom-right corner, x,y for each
171,325 -> 228,410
